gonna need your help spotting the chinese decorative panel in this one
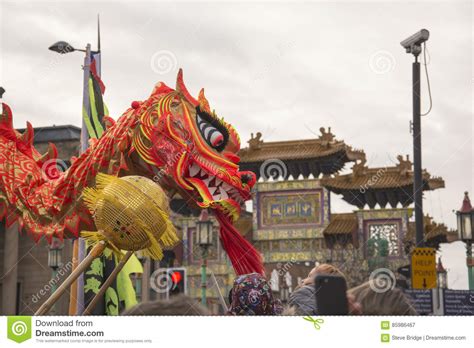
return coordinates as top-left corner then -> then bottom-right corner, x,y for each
366,221 -> 401,257
258,190 -> 323,229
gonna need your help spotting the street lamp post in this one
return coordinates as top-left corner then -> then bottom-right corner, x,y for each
400,29 -> 430,247
47,237 -> 64,313
196,210 -> 214,306
48,26 -> 101,314
455,192 -> 474,290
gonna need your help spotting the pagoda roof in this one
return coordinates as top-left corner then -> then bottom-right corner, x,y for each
404,215 -> 458,249
238,128 -> 365,179
321,154 -> 445,208
323,213 -> 358,235
323,213 -> 359,247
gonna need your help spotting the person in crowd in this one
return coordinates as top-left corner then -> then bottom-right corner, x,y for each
121,295 -> 209,315
348,280 -> 418,315
296,263 -> 346,290
289,263 -> 362,315
228,273 -> 283,315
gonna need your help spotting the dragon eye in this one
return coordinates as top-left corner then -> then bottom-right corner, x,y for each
196,108 -> 228,151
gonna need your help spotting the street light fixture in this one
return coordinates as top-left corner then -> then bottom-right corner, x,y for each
47,237 -> 64,314
48,237 -> 64,270
196,210 -> 214,306
456,192 -> 474,241
436,257 -> 447,289
455,192 -> 474,290
48,41 -> 83,54
197,210 -> 213,247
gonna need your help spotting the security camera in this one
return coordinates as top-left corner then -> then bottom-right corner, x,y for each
400,29 -> 430,55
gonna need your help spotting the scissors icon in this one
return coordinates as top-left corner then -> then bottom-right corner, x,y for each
303,316 -> 325,330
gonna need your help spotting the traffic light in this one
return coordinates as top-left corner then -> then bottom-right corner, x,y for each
167,268 -> 186,296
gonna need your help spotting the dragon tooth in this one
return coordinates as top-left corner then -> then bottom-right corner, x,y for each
212,193 -> 221,201
220,189 -> 229,200
208,186 -> 217,195
200,168 -> 207,177
189,164 -> 200,177
215,178 -> 222,186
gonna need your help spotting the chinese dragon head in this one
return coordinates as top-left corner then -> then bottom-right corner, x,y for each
130,69 -> 262,275
133,69 -> 256,222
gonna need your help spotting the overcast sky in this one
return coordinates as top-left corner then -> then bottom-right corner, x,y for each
1,0 -> 472,288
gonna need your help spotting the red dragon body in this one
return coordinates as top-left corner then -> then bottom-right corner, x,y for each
0,70 -> 263,275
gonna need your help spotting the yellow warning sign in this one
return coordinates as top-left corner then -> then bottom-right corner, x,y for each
411,247 -> 437,289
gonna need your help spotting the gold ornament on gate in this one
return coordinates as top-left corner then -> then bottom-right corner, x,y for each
81,173 -> 178,259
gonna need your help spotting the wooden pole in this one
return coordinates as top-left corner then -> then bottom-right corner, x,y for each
35,241 -> 106,315
82,250 -> 134,315
68,239 -> 79,315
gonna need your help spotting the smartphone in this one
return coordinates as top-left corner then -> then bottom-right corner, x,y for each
314,274 -> 349,315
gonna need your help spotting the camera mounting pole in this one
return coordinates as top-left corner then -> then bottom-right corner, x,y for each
401,29 -> 430,248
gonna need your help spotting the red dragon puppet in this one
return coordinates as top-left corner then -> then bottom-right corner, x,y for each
0,69 -> 263,276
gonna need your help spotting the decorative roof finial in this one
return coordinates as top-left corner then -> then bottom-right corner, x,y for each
248,132 -> 263,150
318,127 -> 335,145
460,191 -> 472,213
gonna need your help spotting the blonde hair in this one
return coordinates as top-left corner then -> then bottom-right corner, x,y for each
349,281 -> 417,315
314,264 -> 346,279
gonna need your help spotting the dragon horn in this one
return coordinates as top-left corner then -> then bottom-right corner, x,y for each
0,102 -> 13,129
19,121 -> 34,147
176,69 -> 198,106
198,88 -> 211,113
38,143 -> 58,164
